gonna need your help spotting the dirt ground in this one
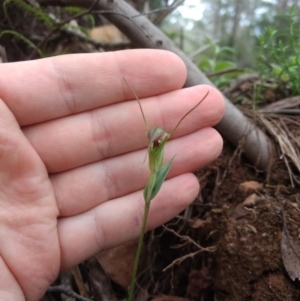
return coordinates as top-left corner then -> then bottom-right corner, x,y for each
88,82 -> 300,301
1,4 -> 300,301
45,76 -> 299,301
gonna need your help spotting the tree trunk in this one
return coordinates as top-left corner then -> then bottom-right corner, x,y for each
38,0 -> 273,170
229,0 -> 242,48
213,0 -> 222,39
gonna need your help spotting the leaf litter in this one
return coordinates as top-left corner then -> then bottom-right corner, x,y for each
280,210 -> 300,281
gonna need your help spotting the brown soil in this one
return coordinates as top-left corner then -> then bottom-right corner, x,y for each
92,79 -> 300,301
127,84 -> 300,301
138,145 -> 300,301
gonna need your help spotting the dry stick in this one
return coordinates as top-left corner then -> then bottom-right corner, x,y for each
71,267 -> 89,298
162,225 -> 216,251
163,249 -> 203,272
130,0 -> 184,20
151,0 -> 184,25
188,39 -> 220,59
30,0 -> 101,58
37,0 -> 273,170
47,285 -> 93,301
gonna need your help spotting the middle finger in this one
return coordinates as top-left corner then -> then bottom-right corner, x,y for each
23,85 -> 222,173
51,127 -> 222,217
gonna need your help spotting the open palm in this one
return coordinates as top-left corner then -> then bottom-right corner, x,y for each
0,49 -> 224,300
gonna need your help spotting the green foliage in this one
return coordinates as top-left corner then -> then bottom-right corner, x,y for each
2,0 -> 55,57
1,1 -> 96,57
0,30 -> 43,57
143,158 -> 173,203
198,39 -> 247,88
3,0 -> 54,28
257,5 -> 300,95
60,6 -> 95,28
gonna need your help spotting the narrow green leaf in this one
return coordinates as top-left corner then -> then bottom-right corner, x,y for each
143,173 -> 156,202
0,30 -> 44,57
146,158 -> 174,202
143,185 -> 148,202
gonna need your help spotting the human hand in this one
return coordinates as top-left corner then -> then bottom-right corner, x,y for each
0,49 -> 224,300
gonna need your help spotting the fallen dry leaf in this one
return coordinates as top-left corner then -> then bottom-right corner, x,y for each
243,193 -> 263,207
85,258 -> 117,301
150,296 -> 189,301
88,25 -> 126,43
239,181 -> 263,194
281,211 -> 300,281
97,240 -> 137,289
231,203 -> 251,219
191,219 -> 204,229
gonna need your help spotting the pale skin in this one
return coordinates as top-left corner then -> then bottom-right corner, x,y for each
0,49 -> 224,301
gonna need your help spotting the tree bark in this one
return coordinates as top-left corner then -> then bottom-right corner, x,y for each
38,0 -> 273,170
229,0 -> 242,48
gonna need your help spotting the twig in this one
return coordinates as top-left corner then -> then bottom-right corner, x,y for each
161,224 -> 216,271
258,115 -> 300,182
162,225 -> 216,252
162,249 -> 203,272
47,285 -> 93,301
71,266 -> 89,298
152,0 -> 184,25
259,109 -> 300,115
0,45 -> 8,63
131,0 -> 184,19
283,155 -> 294,187
30,0 -> 101,58
208,68 -> 246,77
188,39 -> 219,59
260,95 -> 300,112
222,73 -> 259,94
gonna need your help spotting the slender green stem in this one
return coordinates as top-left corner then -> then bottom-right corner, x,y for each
127,199 -> 151,301
124,77 -> 208,301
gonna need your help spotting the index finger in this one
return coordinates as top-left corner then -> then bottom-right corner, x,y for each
0,49 -> 187,126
